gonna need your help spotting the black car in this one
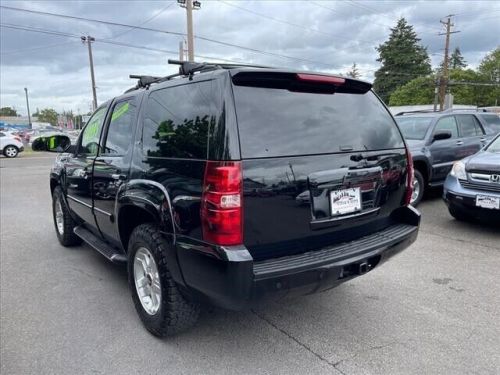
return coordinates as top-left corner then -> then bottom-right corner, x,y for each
33,61 -> 420,337
444,133 -> 500,221
395,110 -> 497,206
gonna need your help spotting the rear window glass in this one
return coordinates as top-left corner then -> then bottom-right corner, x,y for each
395,117 -> 433,140
232,86 -> 405,158
479,114 -> 500,135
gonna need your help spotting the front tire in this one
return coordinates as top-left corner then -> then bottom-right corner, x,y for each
3,145 -> 18,158
52,186 -> 82,246
128,224 -> 199,337
411,169 -> 425,206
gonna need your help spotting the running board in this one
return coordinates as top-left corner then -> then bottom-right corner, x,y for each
74,225 -> 127,264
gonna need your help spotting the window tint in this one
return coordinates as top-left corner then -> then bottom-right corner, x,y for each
479,114 -> 500,135
142,81 -> 215,159
0,132 -> 4,137
456,115 -> 483,137
80,106 -> 107,155
102,100 -> 136,155
232,87 -> 405,158
395,117 -> 433,140
434,116 -> 458,139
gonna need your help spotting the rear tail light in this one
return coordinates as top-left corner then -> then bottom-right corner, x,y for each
201,161 -> 243,246
14,136 -> 22,142
296,73 -> 345,85
404,148 -> 414,205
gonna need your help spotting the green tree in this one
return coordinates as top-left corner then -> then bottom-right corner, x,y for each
0,107 -> 18,116
346,62 -> 360,79
477,47 -> 500,106
37,108 -> 58,126
450,47 -> 467,69
373,17 -> 432,103
389,76 -> 435,106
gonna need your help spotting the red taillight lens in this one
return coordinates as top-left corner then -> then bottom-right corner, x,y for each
404,149 -> 414,205
201,161 -> 243,246
296,73 -> 345,85
14,136 -> 22,142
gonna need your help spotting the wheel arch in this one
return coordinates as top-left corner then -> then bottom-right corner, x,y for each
413,159 -> 430,185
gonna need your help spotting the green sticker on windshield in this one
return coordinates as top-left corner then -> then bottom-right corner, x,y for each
111,102 -> 129,122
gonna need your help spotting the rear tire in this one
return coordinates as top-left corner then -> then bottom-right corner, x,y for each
411,169 -> 425,206
128,224 -> 199,337
3,145 -> 18,158
52,186 -> 82,246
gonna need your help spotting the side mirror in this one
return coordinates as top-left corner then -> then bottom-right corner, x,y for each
32,135 -> 72,152
432,130 -> 452,142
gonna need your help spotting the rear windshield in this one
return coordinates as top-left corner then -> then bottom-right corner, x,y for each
479,114 -> 500,135
232,87 -> 405,158
395,117 -> 433,140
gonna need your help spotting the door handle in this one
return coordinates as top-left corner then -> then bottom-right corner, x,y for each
456,141 -> 464,145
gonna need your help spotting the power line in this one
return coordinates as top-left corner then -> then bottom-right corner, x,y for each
219,0 -> 375,45
1,40 -> 79,55
0,5 -> 335,67
106,1 -> 176,40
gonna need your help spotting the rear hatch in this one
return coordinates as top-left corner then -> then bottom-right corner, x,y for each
231,71 -> 410,261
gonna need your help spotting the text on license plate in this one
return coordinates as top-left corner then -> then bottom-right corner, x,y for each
475,195 -> 500,210
330,187 -> 362,215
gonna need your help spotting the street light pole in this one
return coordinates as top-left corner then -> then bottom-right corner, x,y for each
24,87 -> 32,129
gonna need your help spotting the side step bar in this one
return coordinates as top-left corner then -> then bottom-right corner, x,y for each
74,225 -> 127,264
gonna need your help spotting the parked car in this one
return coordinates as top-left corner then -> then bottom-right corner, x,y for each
31,61 -> 420,337
477,112 -> 500,135
0,131 -> 24,158
443,133 -> 500,221
394,110 -> 496,206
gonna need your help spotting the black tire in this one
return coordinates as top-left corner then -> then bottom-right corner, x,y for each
411,169 -> 425,206
3,145 -> 18,158
127,224 -> 199,337
448,204 -> 472,222
52,186 -> 82,246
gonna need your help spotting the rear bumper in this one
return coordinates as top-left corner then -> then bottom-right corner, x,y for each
177,206 -> 420,310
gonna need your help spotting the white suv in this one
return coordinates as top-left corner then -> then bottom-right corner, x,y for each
0,131 -> 24,158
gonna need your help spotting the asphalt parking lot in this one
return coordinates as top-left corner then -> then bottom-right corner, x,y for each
1,155 -> 499,375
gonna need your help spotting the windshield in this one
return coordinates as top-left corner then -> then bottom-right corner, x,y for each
395,117 -> 433,140
486,135 -> 500,153
232,87 -> 404,158
480,114 -> 500,135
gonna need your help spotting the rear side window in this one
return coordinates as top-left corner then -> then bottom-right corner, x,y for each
102,100 -> 136,155
456,115 -> 484,137
434,116 -> 458,139
142,81 -> 215,159
479,114 -> 500,134
232,87 -> 404,158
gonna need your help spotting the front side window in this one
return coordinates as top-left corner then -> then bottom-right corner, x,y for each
80,106 -> 107,155
434,116 -> 458,139
102,100 -> 136,155
142,81 -> 215,159
456,115 -> 483,137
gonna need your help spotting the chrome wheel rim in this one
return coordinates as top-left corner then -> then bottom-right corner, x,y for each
55,199 -> 64,235
5,146 -> 17,157
411,178 -> 420,204
133,247 -> 161,315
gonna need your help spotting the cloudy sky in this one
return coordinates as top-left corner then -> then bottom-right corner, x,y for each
1,0 -> 499,115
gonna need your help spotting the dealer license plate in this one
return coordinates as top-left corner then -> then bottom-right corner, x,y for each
475,195 -> 500,210
330,187 -> 362,216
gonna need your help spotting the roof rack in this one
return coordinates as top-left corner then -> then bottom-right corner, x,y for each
394,109 -> 440,116
123,60 -> 275,93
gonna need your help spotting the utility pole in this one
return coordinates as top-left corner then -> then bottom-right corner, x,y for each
24,87 -> 32,129
438,15 -> 460,111
178,0 -> 201,62
81,36 -> 97,111
179,40 -> 185,61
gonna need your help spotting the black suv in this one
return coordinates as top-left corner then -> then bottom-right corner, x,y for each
394,110 -> 498,206
33,61 -> 420,336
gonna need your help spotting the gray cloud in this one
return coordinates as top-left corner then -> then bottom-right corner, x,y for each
1,0 -> 499,115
